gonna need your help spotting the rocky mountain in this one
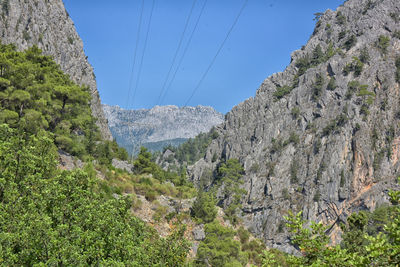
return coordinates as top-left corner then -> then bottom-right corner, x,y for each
0,0 -> 112,140
103,104 -> 224,153
186,0 -> 400,252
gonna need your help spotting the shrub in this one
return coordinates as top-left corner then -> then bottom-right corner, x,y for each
311,44 -> 325,66
338,30 -> 347,40
273,85 -> 292,100
395,57 -> 400,83
343,57 -> 364,76
346,80 -> 361,99
291,106 -> 300,119
238,226 -> 250,244
295,56 -> 311,76
357,85 -> 375,97
145,190 -> 158,201
195,221 -> 247,266
376,35 -> 390,54
336,11 -> 346,25
313,190 -> 321,202
153,205 -> 168,222
249,163 -> 260,173
327,77 -> 337,91
288,131 -> 300,145
343,35 -> 356,50
340,170 -> 346,187
312,73 -> 325,100
359,47 -> 370,63
282,188 -> 290,200
191,190 -> 217,223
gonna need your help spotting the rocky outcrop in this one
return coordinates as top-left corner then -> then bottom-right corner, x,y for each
0,0 -> 112,140
189,0 -> 400,252
103,104 -> 224,153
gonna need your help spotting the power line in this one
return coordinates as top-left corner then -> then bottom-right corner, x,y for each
160,0 -> 208,104
156,0 -> 198,105
184,0 -> 248,106
125,0 -> 145,109
131,0 -> 155,108
129,0 -> 156,158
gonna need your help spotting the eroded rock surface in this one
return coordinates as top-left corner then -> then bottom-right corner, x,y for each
189,0 -> 400,252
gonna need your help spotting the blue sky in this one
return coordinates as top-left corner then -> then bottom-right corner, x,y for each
63,0 -> 344,114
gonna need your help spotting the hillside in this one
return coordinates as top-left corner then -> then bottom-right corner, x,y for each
103,104 -> 224,153
0,0 -> 111,139
182,0 -> 400,252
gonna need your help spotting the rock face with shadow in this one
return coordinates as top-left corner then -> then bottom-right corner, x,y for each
188,0 -> 400,252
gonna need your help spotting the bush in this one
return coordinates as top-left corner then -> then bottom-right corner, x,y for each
376,35 -> 390,54
273,85 -> 292,100
395,57 -> 400,83
336,11 -> 346,25
145,190 -> 158,202
343,57 -> 364,76
312,73 -> 325,100
359,47 -> 370,63
343,35 -> 356,50
291,107 -> 300,119
191,190 -> 217,223
327,77 -> 337,91
195,221 -> 247,266
282,188 -> 290,200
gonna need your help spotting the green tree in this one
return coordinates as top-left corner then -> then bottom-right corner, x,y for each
195,221 -> 247,266
192,190 -> 217,223
133,146 -> 157,174
0,124 -> 190,265
217,159 -> 247,224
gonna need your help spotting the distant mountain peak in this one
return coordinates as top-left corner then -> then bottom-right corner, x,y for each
103,104 -> 224,153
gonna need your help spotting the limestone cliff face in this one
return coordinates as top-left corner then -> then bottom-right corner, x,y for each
0,0 -> 112,140
189,0 -> 400,252
103,104 -> 224,153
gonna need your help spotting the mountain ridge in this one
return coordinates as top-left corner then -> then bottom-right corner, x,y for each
103,104 -> 224,153
184,0 -> 400,252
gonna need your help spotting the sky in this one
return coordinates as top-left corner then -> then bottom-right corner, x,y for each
63,0 -> 344,114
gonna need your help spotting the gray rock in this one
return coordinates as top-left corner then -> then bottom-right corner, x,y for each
0,0 -> 112,140
192,224 -> 205,241
103,104 -> 224,153
58,150 -> 83,170
112,158 -> 133,173
188,0 -> 400,252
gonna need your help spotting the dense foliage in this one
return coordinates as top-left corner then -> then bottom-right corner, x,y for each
0,43 -> 127,162
195,221 -> 247,266
0,124 -> 190,265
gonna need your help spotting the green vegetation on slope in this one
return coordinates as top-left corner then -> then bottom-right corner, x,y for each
262,182 -> 400,266
0,44 -> 191,265
162,128 -> 219,165
0,42 -> 127,163
0,124 -> 190,265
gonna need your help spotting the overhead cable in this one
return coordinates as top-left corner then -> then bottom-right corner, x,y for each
184,0 -> 248,106
160,0 -> 208,104
156,0 -> 198,105
125,0 -> 145,109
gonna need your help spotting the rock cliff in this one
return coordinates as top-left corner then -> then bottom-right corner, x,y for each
189,0 -> 400,252
0,0 -> 112,140
103,104 -> 224,153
